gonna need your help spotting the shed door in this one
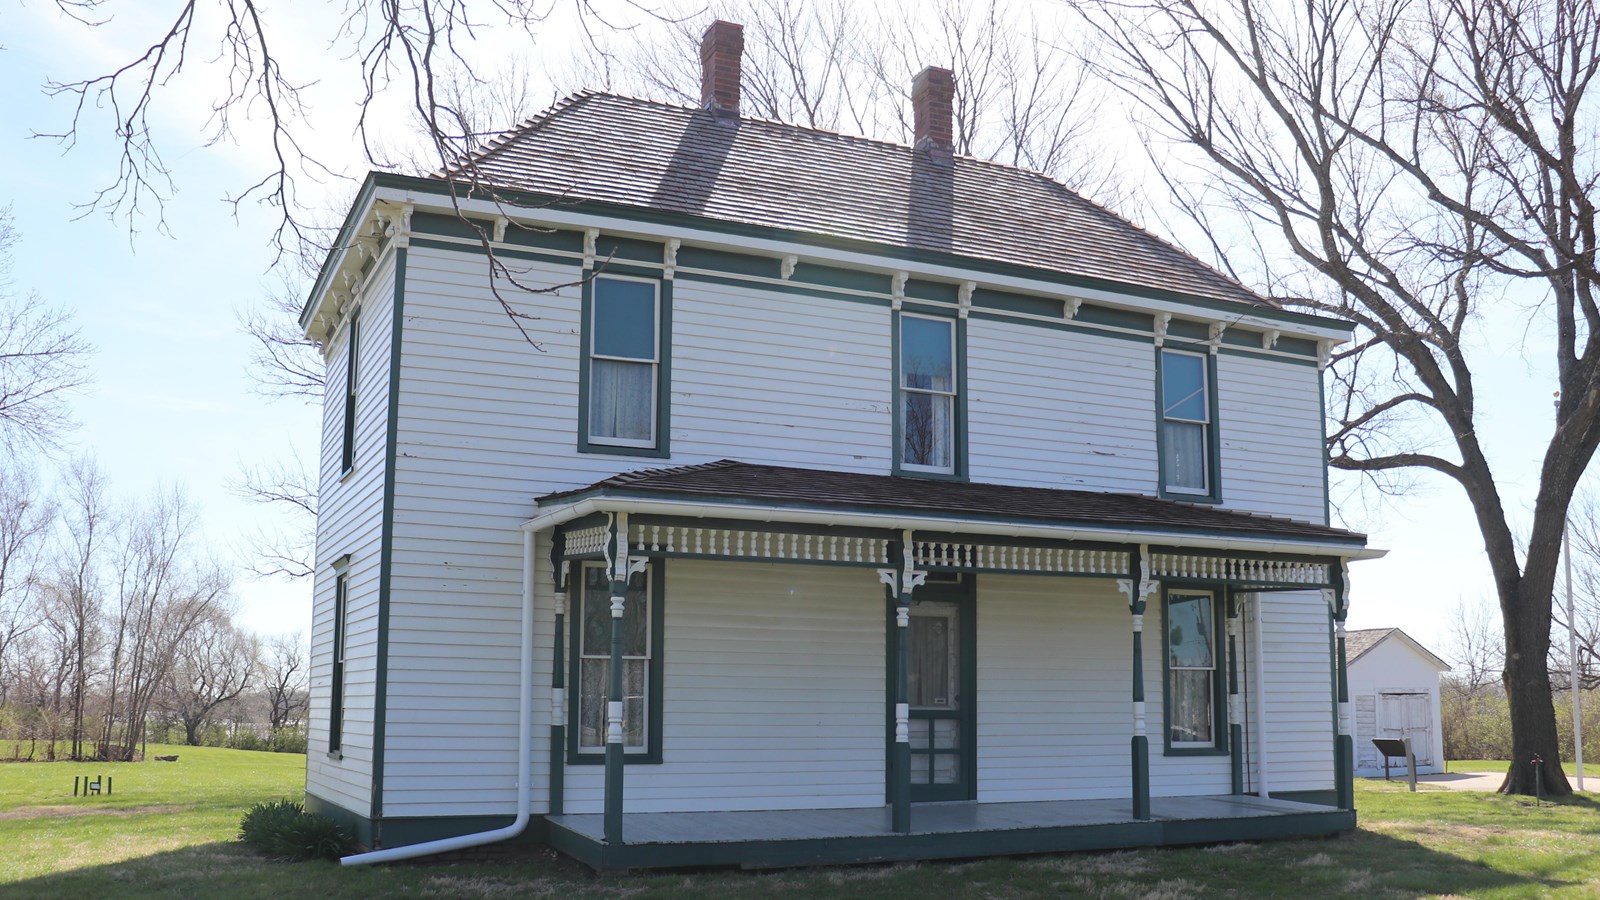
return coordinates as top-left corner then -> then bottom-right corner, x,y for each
1379,692 -> 1433,766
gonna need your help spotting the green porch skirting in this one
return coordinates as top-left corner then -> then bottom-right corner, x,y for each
545,794 -> 1354,870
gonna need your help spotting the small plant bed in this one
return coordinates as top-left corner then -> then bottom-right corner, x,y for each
239,799 -> 354,862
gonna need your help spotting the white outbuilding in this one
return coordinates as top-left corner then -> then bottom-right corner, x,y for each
1346,628 -> 1450,777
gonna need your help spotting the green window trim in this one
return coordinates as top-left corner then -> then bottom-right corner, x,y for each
566,559 -> 666,765
340,309 -> 361,475
1156,345 -> 1222,503
330,567 -> 350,756
577,267 -> 673,459
1161,586 -> 1230,757
892,308 -> 968,480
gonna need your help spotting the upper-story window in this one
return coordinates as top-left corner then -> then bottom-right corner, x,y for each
585,276 -> 664,453
900,313 -> 959,475
340,311 -> 360,474
1159,348 -> 1215,498
1164,588 -> 1226,753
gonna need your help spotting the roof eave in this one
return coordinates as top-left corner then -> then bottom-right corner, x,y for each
520,490 -> 1385,561
362,172 -> 1358,341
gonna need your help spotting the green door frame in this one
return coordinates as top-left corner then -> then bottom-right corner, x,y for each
886,574 -> 977,803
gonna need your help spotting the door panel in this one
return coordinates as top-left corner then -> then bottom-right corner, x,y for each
909,599 -> 971,801
1379,692 -> 1433,765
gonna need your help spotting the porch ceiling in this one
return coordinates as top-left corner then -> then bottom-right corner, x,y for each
529,460 -> 1378,560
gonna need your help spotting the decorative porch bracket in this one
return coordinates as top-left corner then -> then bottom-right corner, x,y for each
877,529 -> 927,836
603,512 -> 647,845
1226,592 -> 1244,795
1116,545 -> 1159,821
1326,560 -> 1354,811
548,533 -> 569,817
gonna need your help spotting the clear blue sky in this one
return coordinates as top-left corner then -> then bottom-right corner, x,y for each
0,1 -> 1564,659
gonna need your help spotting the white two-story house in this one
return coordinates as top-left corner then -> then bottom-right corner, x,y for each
298,21 -> 1382,870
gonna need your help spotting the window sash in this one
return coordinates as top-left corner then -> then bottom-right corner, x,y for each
1160,350 -> 1211,493
341,313 -> 359,472
900,314 -> 958,474
1167,591 -> 1220,748
588,277 -> 660,447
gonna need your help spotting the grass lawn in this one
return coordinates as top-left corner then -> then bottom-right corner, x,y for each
4,748 -> 1600,898
1448,759 -> 1600,779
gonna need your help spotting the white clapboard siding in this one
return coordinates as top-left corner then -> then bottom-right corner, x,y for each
305,250 -> 396,817
1257,591 -> 1336,792
977,576 -> 1230,802
558,561 -> 886,815
1217,355 -> 1327,524
967,321 -> 1159,493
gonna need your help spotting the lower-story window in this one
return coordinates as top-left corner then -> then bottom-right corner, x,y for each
570,560 -> 664,762
1165,588 -> 1226,752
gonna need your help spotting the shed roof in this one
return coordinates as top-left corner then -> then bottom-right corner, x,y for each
1345,627 -> 1452,671
438,91 -> 1271,310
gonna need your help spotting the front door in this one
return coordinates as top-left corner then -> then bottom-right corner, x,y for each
906,580 -> 975,802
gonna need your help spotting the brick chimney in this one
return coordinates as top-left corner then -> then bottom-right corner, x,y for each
912,67 -> 955,150
700,20 -> 744,116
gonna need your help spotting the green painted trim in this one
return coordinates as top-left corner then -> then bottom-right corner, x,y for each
1270,789 -> 1339,807
1160,585 -> 1230,757
1131,735 -> 1151,819
408,236 -> 573,269
1155,346 -> 1223,503
358,172 -> 1357,332
305,791 -> 374,850
550,537 -> 568,816
369,246 -> 407,833
677,268 -> 891,307
301,173 -> 381,327
567,560 -> 666,766
545,806 -> 1355,871
966,309 -> 1154,345
577,272 -> 672,459
1226,591 -> 1244,795
329,571 -> 348,755
378,814 -> 548,848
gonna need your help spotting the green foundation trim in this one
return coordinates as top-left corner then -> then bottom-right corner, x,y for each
305,792 -> 374,850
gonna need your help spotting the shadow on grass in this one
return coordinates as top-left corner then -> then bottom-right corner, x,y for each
1,826 -> 1578,900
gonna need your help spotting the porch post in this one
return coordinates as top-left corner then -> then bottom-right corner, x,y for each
548,533 -> 568,816
879,530 -> 925,835
1329,562 -> 1354,810
1227,591 -> 1244,795
1117,545 -> 1157,821
603,512 -> 642,844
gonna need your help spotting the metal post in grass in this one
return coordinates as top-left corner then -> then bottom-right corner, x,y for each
1532,753 -> 1544,806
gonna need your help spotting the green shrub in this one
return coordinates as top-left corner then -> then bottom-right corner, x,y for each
239,799 -> 354,862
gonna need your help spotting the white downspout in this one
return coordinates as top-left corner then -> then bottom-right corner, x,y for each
1253,593 -> 1272,799
340,529 -> 537,865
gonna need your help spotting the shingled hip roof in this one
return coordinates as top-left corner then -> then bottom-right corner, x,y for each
533,461 -> 1372,555
439,92 -> 1270,310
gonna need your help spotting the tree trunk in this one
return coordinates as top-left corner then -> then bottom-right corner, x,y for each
1500,581 -> 1572,796
184,716 -> 201,747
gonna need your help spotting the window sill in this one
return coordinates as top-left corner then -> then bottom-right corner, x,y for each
326,750 -> 344,761
1163,745 -> 1230,757
566,750 -> 664,766
1159,488 -> 1221,505
339,465 -> 357,484
577,442 -> 670,459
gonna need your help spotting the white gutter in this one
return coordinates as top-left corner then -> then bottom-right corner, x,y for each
519,495 -> 1387,561
340,529 -> 537,865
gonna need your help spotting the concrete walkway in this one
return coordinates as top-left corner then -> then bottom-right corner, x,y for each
1414,772 -> 1506,791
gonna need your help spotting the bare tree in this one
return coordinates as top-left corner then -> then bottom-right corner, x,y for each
1081,0 -> 1600,794
0,208 -> 90,451
161,611 -> 259,746
261,632 -> 309,731
1446,599 -> 1505,696
0,462 -> 53,708
46,460 -> 110,759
